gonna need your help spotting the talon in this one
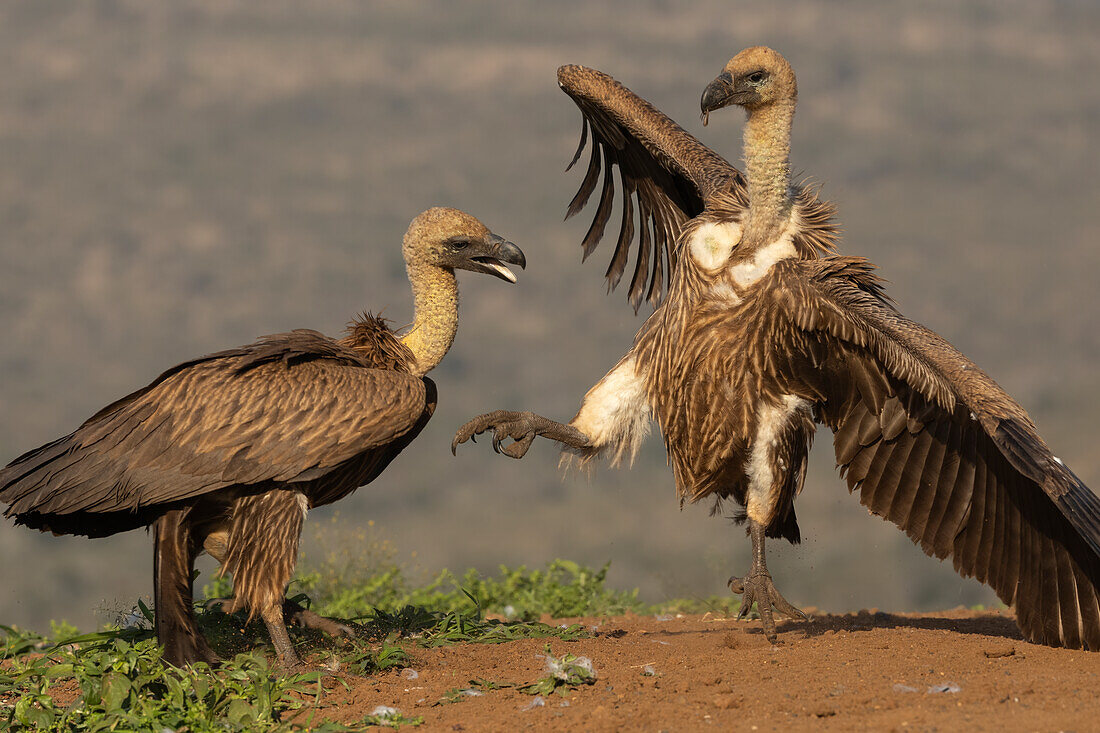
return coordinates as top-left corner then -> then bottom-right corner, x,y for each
728,566 -> 805,639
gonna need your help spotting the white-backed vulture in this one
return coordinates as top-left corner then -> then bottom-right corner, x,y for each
454,48 -> 1100,650
0,207 -> 525,668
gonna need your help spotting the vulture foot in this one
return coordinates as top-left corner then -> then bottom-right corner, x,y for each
284,598 -> 358,639
728,571 -> 808,643
452,410 -> 590,458
730,520 -> 809,643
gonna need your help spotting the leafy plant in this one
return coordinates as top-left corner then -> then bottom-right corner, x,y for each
0,631 -> 322,732
518,644 -> 598,697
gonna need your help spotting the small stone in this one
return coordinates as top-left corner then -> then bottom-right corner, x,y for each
401,668 -> 419,680
712,694 -> 740,709
982,645 -> 1016,659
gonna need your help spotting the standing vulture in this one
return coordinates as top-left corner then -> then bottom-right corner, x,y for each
0,207 -> 525,667
454,47 -> 1100,650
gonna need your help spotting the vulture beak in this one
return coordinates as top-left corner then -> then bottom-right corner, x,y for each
466,233 -> 526,283
700,71 -> 735,126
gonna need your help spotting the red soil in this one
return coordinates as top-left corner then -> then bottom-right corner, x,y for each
298,608 -> 1100,731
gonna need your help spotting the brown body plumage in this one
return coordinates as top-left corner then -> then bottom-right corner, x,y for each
1,207 -> 524,667
455,49 -> 1100,650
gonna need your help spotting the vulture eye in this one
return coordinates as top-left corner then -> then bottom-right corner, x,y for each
747,71 -> 767,85
447,236 -> 471,251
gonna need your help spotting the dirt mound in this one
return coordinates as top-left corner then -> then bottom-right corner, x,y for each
306,608 -> 1099,731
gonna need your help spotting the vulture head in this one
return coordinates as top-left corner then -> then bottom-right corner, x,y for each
404,207 -> 526,282
700,46 -> 797,125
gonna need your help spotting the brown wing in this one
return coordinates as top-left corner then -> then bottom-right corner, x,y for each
0,331 -> 429,534
557,64 -> 745,311
766,257 -> 1100,650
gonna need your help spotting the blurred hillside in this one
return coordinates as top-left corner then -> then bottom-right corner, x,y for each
1,0 -> 1098,631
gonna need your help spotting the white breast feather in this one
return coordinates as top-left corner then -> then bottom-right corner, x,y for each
569,354 -> 651,466
688,221 -> 742,271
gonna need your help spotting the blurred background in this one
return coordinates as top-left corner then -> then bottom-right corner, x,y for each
1,0 -> 1098,631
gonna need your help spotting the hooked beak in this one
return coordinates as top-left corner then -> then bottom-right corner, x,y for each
469,233 -> 526,283
700,71 -> 735,126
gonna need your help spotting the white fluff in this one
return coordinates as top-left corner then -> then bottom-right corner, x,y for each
569,354 -> 651,466
730,230 -> 797,288
688,221 -> 742,271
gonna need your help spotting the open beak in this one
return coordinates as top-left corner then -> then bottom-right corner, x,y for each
700,72 -> 735,126
469,233 -> 526,283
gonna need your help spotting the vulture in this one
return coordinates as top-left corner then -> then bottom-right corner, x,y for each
0,207 -> 525,668
454,47 -> 1100,650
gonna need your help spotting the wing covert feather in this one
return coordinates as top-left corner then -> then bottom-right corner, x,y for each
0,344 -> 428,520
766,257 -> 1100,649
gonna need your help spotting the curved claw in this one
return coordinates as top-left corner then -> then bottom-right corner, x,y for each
452,410 -> 541,460
728,571 -> 807,643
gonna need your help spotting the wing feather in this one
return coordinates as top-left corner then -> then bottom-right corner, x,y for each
0,333 -> 429,533
557,64 -> 743,310
769,257 -> 1100,649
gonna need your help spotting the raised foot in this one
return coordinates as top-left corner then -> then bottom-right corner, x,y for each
729,571 -> 809,643
452,410 -> 543,458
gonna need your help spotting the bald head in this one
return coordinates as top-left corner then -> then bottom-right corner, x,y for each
700,46 -> 797,124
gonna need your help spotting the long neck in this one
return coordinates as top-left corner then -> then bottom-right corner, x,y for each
400,261 -> 459,376
742,98 -> 795,247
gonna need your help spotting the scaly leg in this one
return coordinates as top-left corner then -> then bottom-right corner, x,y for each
728,520 -> 808,643
452,410 -> 590,458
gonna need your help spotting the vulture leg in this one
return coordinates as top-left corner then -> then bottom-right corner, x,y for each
205,511 -> 356,653
728,520 -> 807,643
260,601 -> 299,669
153,510 -> 221,667
219,489 -> 309,669
452,410 -> 591,459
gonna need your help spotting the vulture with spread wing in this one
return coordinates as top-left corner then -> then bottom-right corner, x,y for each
1,207 -> 524,667
454,47 -> 1100,650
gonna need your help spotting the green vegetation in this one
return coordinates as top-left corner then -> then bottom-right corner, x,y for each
518,644 -> 598,697
296,559 -> 646,621
2,557 -> 698,731
0,626 -> 322,731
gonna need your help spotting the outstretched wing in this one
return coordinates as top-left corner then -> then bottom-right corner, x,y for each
557,64 -> 744,311
765,257 -> 1100,650
0,330 -> 429,535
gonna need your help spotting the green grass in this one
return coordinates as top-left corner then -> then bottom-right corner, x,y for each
2,557 -> 738,731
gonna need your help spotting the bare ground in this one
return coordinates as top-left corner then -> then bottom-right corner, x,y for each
303,608 -> 1100,731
